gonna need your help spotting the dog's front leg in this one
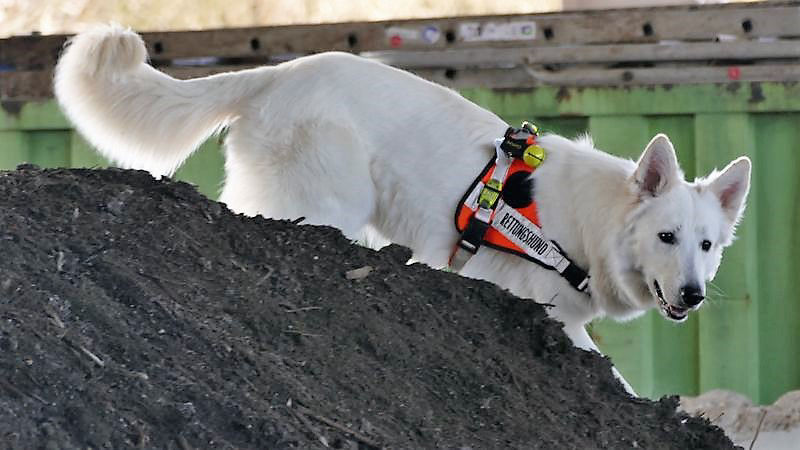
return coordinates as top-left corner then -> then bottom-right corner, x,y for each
561,323 -> 637,397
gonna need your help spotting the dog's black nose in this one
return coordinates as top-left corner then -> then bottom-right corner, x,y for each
681,285 -> 705,307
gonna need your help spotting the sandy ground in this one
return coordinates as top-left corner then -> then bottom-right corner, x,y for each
682,389 -> 800,450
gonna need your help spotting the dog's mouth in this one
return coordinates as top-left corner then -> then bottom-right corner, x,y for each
653,280 -> 688,322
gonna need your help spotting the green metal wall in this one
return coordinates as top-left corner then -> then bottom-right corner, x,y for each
2,83 -> 798,404
0,102 -> 225,199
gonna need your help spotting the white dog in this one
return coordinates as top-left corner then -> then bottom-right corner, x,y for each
55,25 -> 751,395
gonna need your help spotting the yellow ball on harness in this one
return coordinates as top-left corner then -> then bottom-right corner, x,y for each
523,145 -> 545,167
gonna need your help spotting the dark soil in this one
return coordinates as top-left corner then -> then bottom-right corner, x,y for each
0,166 -> 734,449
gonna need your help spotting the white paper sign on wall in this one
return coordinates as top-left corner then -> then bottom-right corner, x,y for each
459,21 -> 537,42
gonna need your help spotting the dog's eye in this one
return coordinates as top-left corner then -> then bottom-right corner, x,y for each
701,240 -> 712,251
658,232 -> 676,244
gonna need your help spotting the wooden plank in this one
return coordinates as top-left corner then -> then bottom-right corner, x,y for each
523,64 -> 800,86
25,130 -> 70,167
498,116 -> 590,140
751,113 -> 800,404
587,115 -> 651,159
98,4 -> 800,54
586,115 -> 655,396
173,139 -> 225,200
584,115 -> 702,399
416,63 -> 800,89
646,115 -> 700,398
589,315 -> 656,396
0,100 -> 69,130
2,2 -> 798,69
531,117 -> 589,139
0,34 -> 66,70
69,125 -> 224,197
365,40 -> 800,68
4,83 -> 800,134
6,62 -> 800,102
1,67 -> 270,100
0,70 -> 53,100
0,130 -> 29,170
694,113 -> 759,401
69,131 -> 107,168
460,82 -> 800,117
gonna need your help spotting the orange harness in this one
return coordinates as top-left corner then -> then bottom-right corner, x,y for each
449,124 -> 590,293
455,158 -> 543,255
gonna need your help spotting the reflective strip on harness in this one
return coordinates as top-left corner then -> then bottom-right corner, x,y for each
464,181 -> 483,210
492,202 -> 570,273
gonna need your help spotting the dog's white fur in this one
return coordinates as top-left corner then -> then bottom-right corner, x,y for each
55,25 -> 752,395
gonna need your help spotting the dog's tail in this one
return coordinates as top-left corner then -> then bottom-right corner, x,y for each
55,24 -> 267,176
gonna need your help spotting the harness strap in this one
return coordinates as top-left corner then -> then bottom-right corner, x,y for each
449,124 -> 591,294
492,202 -> 590,292
449,139 -> 509,270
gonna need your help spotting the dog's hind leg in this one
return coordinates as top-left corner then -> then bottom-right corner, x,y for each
356,224 -> 391,250
219,120 -> 377,241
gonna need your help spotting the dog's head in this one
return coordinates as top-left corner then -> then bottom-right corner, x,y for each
620,134 -> 751,322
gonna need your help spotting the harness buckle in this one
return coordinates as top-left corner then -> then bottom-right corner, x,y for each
500,122 -> 539,158
478,179 -> 502,210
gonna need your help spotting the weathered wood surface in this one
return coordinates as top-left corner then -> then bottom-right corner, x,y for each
412,63 -> 800,89
3,2 -> 799,68
1,1 -> 799,99
365,41 -> 800,68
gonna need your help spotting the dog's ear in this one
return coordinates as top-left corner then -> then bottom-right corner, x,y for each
708,156 -> 751,225
633,134 -> 680,197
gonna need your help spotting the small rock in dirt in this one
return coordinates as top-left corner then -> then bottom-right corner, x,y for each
345,266 -> 373,280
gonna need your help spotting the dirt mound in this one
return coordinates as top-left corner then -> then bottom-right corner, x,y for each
0,166 -> 733,449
